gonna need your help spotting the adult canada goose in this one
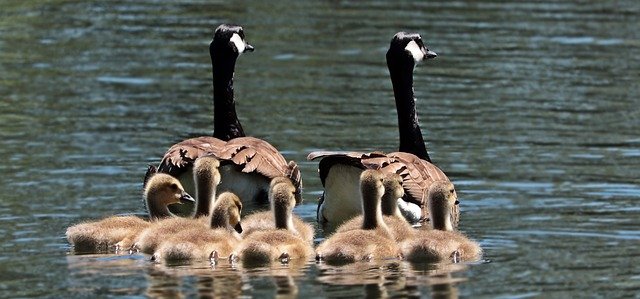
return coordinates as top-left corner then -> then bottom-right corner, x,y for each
65,173 -> 194,253
134,156 -> 224,254
147,24 -> 302,215
233,177 -> 313,265
308,32 -> 456,228
401,181 -> 482,263
334,173 -> 415,242
239,177 -> 314,244
315,170 -> 401,265
152,192 -> 243,262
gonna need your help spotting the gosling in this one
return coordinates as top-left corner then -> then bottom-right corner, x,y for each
400,181 -> 482,263
239,177 -> 314,244
315,170 -> 401,265
152,192 -> 243,262
334,173 -> 415,242
133,156 -> 222,254
65,173 -> 194,253
234,177 -> 313,266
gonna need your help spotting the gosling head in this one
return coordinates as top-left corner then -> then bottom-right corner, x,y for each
387,32 -> 437,67
193,155 -> 222,186
211,24 -> 255,57
427,181 -> 458,231
269,177 -> 297,212
144,173 -> 195,207
360,169 -> 385,199
382,173 -> 405,216
215,192 -> 243,233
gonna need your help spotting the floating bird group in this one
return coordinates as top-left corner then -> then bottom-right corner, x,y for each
66,24 -> 482,266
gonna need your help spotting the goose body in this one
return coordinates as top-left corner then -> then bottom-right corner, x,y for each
335,173 -> 415,242
153,192 -> 243,262
148,24 -> 302,216
65,173 -> 194,252
308,32 -> 456,228
315,170 -> 401,265
235,177 -> 313,265
400,181 -> 482,263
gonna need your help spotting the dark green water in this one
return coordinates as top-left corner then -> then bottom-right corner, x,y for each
1,1 -> 639,298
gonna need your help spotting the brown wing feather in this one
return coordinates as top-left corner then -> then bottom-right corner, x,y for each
154,136 -> 302,202
156,136 -> 225,177
217,137 -> 303,202
218,137 -> 288,178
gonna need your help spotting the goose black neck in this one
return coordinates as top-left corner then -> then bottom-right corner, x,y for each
387,54 -> 431,162
211,48 -> 245,141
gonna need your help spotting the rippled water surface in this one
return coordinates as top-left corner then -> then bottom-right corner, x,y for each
1,0 -> 639,298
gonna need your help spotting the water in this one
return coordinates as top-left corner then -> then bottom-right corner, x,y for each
1,0 -> 639,297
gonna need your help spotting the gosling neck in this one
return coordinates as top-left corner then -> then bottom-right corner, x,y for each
387,53 -> 430,162
145,192 -> 173,221
429,199 -> 454,231
193,170 -> 217,218
381,191 -> 403,218
211,47 -> 245,141
273,198 -> 296,233
361,186 -> 387,231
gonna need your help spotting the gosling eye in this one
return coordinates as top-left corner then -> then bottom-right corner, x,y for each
170,183 -> 179,191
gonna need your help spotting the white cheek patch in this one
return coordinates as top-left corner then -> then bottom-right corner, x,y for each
405,40 -> 425,62
230,33 -> 246,53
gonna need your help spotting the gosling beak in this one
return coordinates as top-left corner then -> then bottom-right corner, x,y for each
234,222 -> 243,234
244,43 -> 255,53
179,192 -> 195,204
425,50 -> 437,60
454,200 -> 460,205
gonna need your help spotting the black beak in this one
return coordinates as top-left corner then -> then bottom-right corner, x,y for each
234,222 -> 243,234
180,192 -> 195,204
244,44 -> 255,53
425,50 -> 437,60
454,200 -> 460,205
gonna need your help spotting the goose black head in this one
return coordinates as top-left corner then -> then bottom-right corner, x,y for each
387,32 -> 437,65
210,24 -> 255,56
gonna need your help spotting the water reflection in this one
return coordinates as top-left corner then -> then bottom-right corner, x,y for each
315,259 -> 474,298
144,262 -> 245,298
